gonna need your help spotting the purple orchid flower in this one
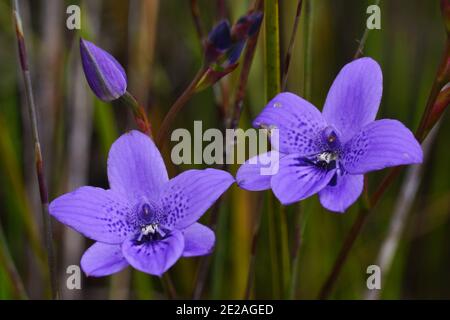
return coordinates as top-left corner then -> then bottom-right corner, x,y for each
237,58 -> 423,213
80,38 -> 127,102
49,130 -> 234,276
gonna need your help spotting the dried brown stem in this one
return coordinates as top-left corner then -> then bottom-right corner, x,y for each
190,0 -> 205,45
12,0 -> 58,299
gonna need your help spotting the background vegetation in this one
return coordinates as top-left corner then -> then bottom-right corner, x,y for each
0,0 -> 448,299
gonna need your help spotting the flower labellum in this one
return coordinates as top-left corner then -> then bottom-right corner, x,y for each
80,38 -> 127,102
49,131 -> 234,277
237,58 -> 423,213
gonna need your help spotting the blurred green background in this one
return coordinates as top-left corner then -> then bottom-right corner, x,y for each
0,0 -> 449,299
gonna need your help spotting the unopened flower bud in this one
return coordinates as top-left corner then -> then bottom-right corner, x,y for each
231,11 -> 263,42
204,20 -> 232,63
80,38 -> 127,102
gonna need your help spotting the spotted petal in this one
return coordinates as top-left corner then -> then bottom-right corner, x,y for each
121,230 -> 184,276
236,151 -> 282,191
253,92 -> 327,155
271,153 -> 336,205
159,169 -> 234,229
322,58 -> 382,142
319,173 -> 364,213
182,223 -> 215,257
108,130 -> 168,201
341,119 -> 423,174
49,187 -> 134,244
81,242 -> 129,277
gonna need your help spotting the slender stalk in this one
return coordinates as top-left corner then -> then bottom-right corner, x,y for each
109,269 -> 131,299
281,0 -> 303,90
190,0 -> 205,45
188,0 -> 230,130
264,0 -> 281,100
244,193 -> 264,299
12,0 -> 59,299
216,0 -> 227,20
354,0 -> 381,59
267,194 -> 281,298
416,40 -> 450,141
263,0 -> 282,299
302,0 -> 313,99
192,250 -> 209,299
162,273 -> 177,299
0,223 -> 28,299
156,67 -> 208,148
279,204 -> 291,297
318,207 -> 369,299
318,38 -> 450,301
118,91 -> 153,137
192,0 -> 263,299
288,204 -> 302,299
229,0 -> 264,131
286,0 -> 313,299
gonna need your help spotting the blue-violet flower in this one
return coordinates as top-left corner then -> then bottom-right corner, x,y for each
50,131 -> 234,276
237,58 -> 423,213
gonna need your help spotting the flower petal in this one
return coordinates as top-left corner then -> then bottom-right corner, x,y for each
236,151 -> 282,191
319,173 -> 364,213
182,223 -> 215,257
81,242 -> 129,277
271,154 -> 336,205
159,169 -> 234,229
121,230 -> 184,276
49,187 -> 134,244
253,92 -> 327,155
108,130 -> 168,201
322,58 -> 382,142
342,119 -> 423,174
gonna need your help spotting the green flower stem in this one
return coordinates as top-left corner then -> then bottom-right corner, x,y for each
244,193 -> 264,299
118,91 -> 153,137
189,0 -> 205,44
303,0 -> 313,100
354,0 -> 381,59
264,0 -> 281,99
264,0 -> 283,299
267,194 -> 281,298
288,204 -> 302,299
161,273 -> 177,299
279,204 -> 291,297
156,67 -> 208,148
288,0 -> 313,299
